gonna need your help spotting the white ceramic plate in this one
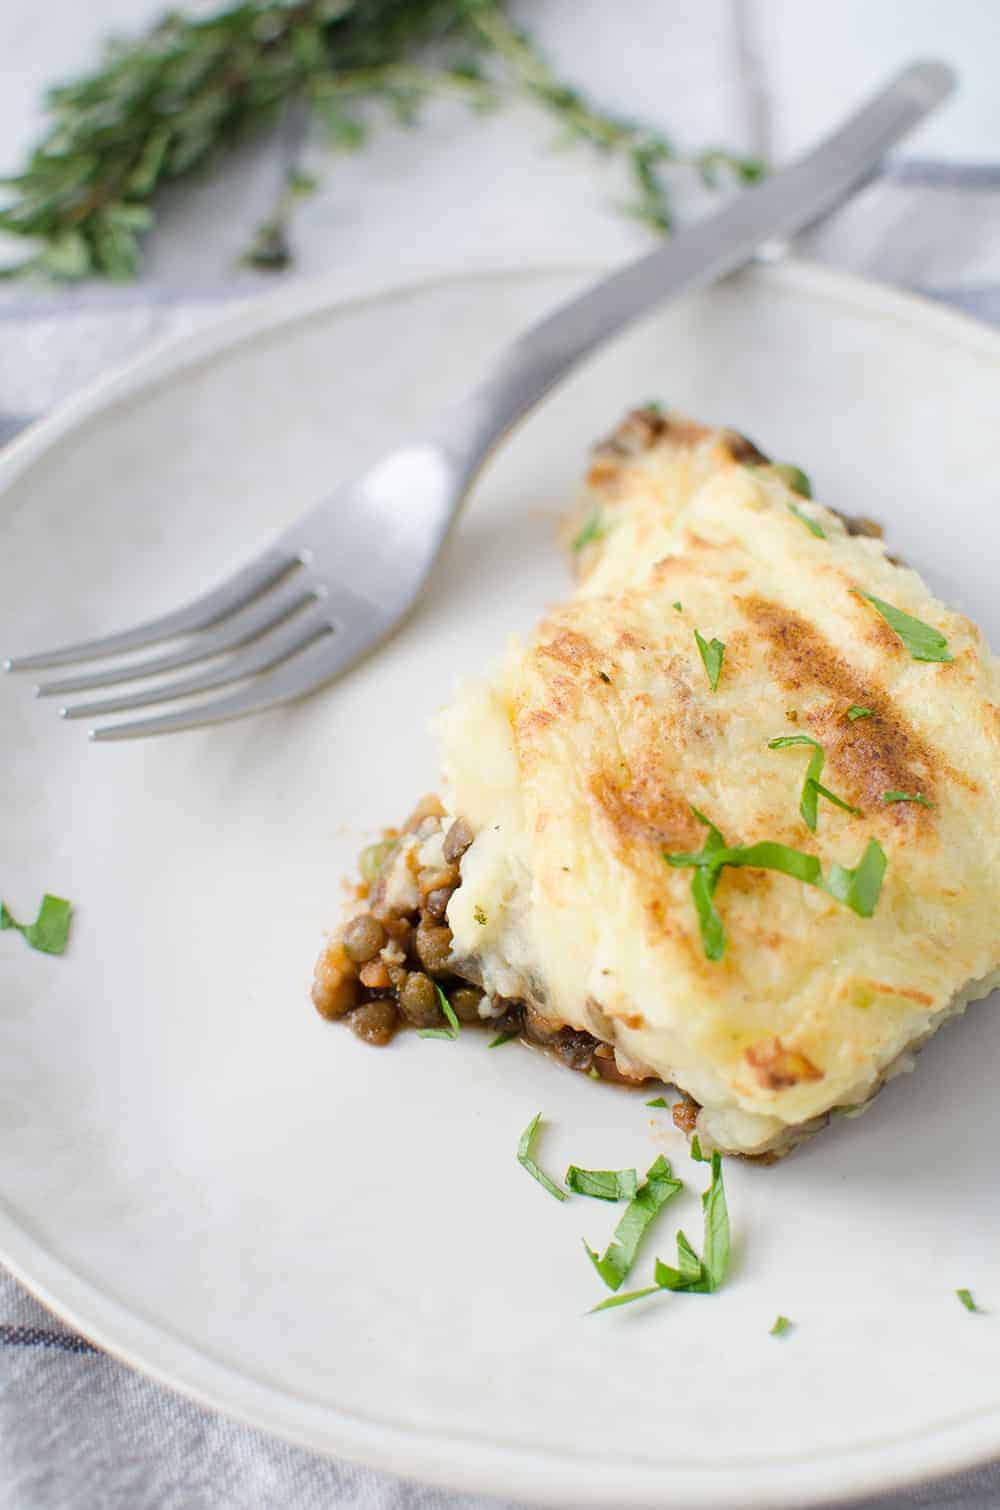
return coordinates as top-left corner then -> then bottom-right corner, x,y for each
1,262 -> 998,1509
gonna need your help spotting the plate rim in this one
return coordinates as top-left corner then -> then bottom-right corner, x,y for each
2,255 -> 1000,1508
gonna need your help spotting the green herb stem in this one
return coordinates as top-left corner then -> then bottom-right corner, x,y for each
517,1113 -> 567,1202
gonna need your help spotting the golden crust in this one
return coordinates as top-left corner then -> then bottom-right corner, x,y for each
442,410 -> 1000,1155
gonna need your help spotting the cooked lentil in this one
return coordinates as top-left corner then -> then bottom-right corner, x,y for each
312,796 -> 660,1097
349,998 -> 400,1045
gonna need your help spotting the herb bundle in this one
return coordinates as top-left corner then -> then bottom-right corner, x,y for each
0,0 -> 763,281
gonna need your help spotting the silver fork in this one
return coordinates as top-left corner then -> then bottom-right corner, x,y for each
4,61 -> 954,741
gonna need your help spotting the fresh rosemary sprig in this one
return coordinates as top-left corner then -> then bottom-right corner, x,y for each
0,0 -> 764,280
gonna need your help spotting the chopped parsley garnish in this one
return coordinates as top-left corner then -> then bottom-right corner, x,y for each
859,593 -> 953,663
654,1151 -> 730,1294
825,838 -> 887,919
589,1285 -> 663,1314
694,630 -> 725,692
645,1096 -> 668,1108
572,506 -> 606,552
690,1134 -> 710,1163
641,400 -> 664,414
771,462 -> 812,498
956,1288 -> 981,1313
767,734 -> 860,832
473,904 -> 487,925
672,601 -> 683,612
517,1113 -> 567,1202
847,705 -> 873,721
566,1166 -> 640,1202
666,809 -> 887,959
417,985 -> 461,1040
1,893 -> 72,956
770,1314 -> 793,1337
882,790 -> 933,807
585,1154 -> 681,1290
788,502 -> 825,539
488,1031 -> 517,1048
591,1152 -> 731,1311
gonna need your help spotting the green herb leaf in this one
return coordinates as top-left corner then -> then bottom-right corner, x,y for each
847,705 -> 873,721
417,984 -> 461,1040
653,1150 -> 730,1295
1,893 -> 72,956
700,1151 -> 730,1291
566,1166 -> 640,1201
672,601 -> 683,612
788,501 -> 825,538
694,629 -> 725,692
666,809 -> 886,958
585,1154 -> 682,1290
488,1030 -> 517,1048
690,1134 -> 710,1163
714,841 -> 824,887
588,1285 -> 663,1314
956,1288 -> 981,1313
517,1113 -> 567,1202
689,862 -> 725,961
767,735 -> 857,831
771,462 -> 812,498
437,985 -> 460,1032
665,808 -> 727,959
645,1096 -> 668,1108
882,790 -> 933,807
808,781 -> 861,817
860,594 -> 953,663
770,1314 -> 793,1337
572,506 -> 605,552
825,838 -> 887,918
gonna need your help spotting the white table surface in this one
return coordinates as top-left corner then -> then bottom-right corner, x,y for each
1,4 -> 999,1508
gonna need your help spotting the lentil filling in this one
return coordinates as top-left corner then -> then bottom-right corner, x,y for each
311,794 -> 656,1085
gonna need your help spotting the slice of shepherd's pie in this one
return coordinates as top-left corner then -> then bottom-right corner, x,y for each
312,407 -> 1000,1160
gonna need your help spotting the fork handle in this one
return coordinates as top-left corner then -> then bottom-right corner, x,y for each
450,60 -> 954,466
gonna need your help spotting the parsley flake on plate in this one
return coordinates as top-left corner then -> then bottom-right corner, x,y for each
654,1152 -> 730,1295
858,593 -> 953,663
1,893 -> 72,956
585,1155 -> 681,1290
645,1096 -> 668,1108
488,1031 -> 517,1048
566,1166 -> 640,1202
770,1314 -> 793,1337
517,1113 -> 567,1202
956,1288 -> 982,1313
590,1152 -> 731,1313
